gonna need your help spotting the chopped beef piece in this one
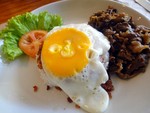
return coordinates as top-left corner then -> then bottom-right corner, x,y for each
67,97 -> 73,103
37,44 -> 43,69
47,85 -> 51,90
88,6 -> 150,79
55,86 -> 62,91
101,80 -> 114,98
75,104 -> 80,109
33,85 -> 38,92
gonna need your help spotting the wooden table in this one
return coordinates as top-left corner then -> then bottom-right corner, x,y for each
0,0 -> 58,24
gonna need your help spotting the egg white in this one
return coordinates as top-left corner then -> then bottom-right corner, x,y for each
38,24 -> 110,113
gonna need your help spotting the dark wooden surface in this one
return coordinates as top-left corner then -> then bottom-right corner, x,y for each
0,0 -> 59,24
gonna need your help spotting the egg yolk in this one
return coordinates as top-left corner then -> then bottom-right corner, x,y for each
41,28 -> 91,78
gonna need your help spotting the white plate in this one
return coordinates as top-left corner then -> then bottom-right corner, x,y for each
0,0 -> 150,113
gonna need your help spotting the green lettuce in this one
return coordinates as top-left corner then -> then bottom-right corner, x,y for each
0,12 -> 63,61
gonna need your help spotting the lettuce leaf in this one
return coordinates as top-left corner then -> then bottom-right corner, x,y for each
2,33 -> 23,61
38,12 -> 63,31
0,12 -> 63,61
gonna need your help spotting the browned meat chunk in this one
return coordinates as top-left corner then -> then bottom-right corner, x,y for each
88,6 -> 150,79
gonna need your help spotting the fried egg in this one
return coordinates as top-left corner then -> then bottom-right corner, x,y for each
39,24 -> 110,113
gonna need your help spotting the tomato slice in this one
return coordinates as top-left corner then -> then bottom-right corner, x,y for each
19,30 -> 48,58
